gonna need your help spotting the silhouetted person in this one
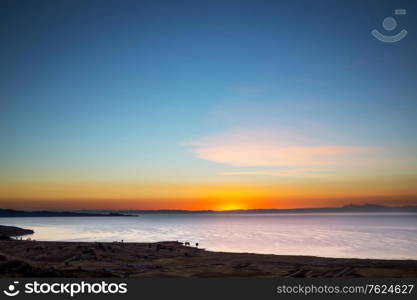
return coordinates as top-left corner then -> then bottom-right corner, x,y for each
195,243 -> 199,248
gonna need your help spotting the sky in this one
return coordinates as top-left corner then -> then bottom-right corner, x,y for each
1,0 -> 417,210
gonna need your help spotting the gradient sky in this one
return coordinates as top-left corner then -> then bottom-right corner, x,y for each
1,0 -> 417,210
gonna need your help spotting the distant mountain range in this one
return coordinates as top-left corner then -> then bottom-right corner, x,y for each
1,204 -> 416,217
120,204 -> 417,214
0,209 -> 134,218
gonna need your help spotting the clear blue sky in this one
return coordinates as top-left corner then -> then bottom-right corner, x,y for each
0,0 -> 416,209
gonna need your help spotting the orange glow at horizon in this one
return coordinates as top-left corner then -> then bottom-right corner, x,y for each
214,202 -> 251,211
1,176 -> 417,210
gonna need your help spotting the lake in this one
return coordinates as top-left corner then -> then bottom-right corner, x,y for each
1,213 -> 416,259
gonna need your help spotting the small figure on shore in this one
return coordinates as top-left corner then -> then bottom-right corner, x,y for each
96,243 -> 105,251
195,243 -> 199,248
156,244 -> 167,251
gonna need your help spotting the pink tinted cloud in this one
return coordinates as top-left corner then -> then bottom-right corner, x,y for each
187,129 -> 375,167
221,168 -> 322,177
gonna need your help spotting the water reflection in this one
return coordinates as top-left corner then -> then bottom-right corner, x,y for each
1,213 -> 416,259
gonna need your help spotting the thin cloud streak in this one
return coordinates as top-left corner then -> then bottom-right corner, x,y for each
188,129 -> 377,167
221,168 -> 323,177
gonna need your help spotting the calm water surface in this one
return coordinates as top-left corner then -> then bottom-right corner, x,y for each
2,213 -> 416,259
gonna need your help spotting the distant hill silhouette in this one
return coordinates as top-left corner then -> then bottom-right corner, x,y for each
120,204 -> 417,214
0,209 -> 134,218
1,204 -> 416,217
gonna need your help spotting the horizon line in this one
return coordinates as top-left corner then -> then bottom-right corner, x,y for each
2,203 -> 417,213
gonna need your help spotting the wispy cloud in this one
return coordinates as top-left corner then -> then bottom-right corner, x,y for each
221,168 -> 323,177
187,129 -> 376,168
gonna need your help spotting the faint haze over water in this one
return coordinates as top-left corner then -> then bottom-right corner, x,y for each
2,212 -> 416,259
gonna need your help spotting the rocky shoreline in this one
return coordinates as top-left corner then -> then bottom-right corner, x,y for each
0,225 -> 34,240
